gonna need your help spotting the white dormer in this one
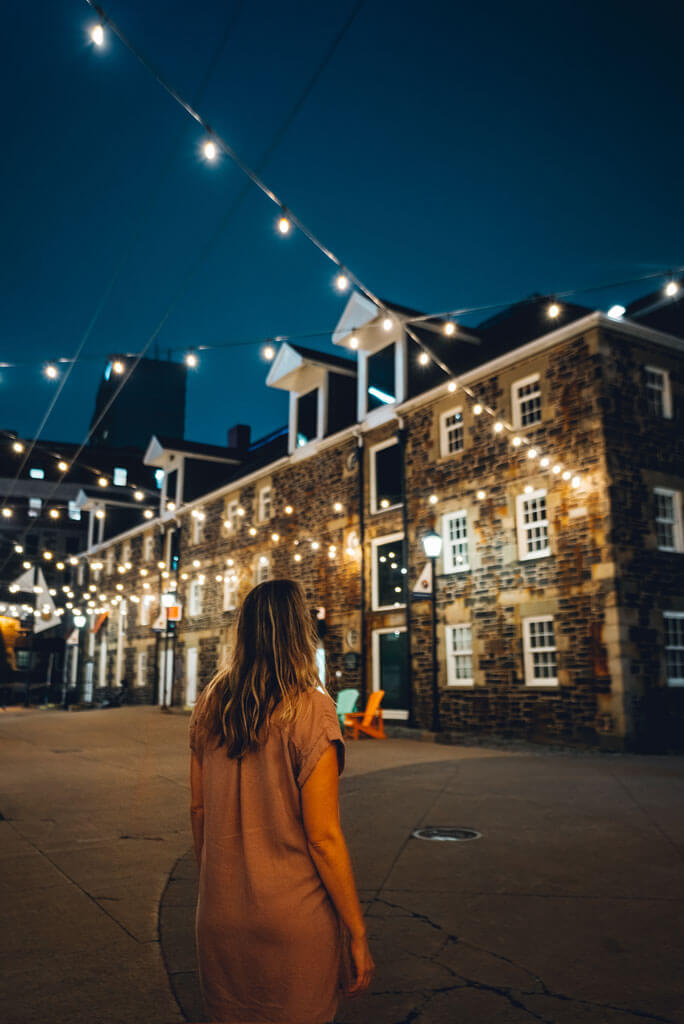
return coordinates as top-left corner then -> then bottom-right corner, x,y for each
144,435 -> 240,515
332,291 -> 407,426
266,343 -> 356,456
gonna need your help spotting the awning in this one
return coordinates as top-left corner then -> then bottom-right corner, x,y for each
91,611 -> 109,634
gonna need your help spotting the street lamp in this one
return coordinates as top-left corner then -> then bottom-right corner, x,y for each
421,529 -> 443,732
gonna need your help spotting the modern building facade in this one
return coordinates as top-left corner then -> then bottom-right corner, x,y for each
15,288 -> 684,749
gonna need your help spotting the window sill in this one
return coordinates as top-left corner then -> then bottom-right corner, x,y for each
446,681 -> 474,687
444,565 -> 470,574
371,503 -> 403,515
524,681 -> 559,689
519,551 -> 552,562
372,603 -> 407,612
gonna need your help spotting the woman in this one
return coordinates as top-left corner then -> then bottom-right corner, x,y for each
189,579 -> 375,1024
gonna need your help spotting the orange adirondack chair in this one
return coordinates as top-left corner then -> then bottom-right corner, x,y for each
344,690 -> 386,739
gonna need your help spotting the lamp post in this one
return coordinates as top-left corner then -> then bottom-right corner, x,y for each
421,529 -> 443,733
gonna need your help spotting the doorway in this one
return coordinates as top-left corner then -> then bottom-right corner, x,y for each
186,647 -> 198,706
372,627 -> 409,719
158,644 -> 173,706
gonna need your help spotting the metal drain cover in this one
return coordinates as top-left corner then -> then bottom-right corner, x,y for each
412,826 -> 481,842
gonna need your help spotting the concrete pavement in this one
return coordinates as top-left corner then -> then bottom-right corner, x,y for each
1,705 -> 683,1023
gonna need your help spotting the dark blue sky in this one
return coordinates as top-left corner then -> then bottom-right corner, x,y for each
2,0 -> 682,447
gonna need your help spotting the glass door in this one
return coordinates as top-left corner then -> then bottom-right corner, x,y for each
372,628 -> 409,720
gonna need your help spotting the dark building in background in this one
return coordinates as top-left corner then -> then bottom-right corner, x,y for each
89,354 -> 187,449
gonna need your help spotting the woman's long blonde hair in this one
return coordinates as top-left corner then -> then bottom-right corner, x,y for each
194,579 -> 321,759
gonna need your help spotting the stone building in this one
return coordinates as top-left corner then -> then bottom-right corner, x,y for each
68,289 -> 684,750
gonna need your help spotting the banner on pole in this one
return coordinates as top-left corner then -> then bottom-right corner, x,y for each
412,561 -> 433,597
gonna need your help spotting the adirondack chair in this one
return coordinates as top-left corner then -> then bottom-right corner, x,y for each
335,688 -> 360,732
344,690 -> 386,740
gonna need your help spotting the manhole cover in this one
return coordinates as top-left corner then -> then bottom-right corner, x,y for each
412,826 -> 481,842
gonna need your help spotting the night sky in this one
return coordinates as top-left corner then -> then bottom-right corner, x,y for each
2,0 -> 682,448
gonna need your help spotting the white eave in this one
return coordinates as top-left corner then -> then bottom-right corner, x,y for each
266,342 -> 354,393
332,291 -> 381,346
143,434 -> 239,467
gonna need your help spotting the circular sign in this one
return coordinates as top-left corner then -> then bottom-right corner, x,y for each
412,827 -> 481,842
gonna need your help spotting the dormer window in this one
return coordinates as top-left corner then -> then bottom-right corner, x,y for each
367,344 -> 396,411
296,389 -> 319,447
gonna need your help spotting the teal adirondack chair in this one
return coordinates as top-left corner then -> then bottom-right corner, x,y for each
335,688 -> 360,732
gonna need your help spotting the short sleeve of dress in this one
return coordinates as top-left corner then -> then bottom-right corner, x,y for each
292,688 -> 345,789
188,694 -> 204,761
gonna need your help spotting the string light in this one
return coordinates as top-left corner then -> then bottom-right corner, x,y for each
349,335 -> 359,350
562,470 -> 572,481
473,404 -> 482,415
14,544 -> 23,553
112,360 -> 125,374
665,280 -> 679,297
134,490 -> 144,500
49,508 -> 60,518
12,441 -> 23,453
444,321 -> 455,336
571,476 -> 581,488
294,552 -> 302,562
447,381 -> 457,392
58,460 -> 68,472
429,494 -> 438,505
284,505 -> 293,515
494,421 -> 504,433
143,509 -> 153,519
277,215 -> 291,235
382,318 -> 393,331
527,448 -> 537,459
263,344 -> 275,361
43,551 -> 52,560
249,527 -> 257,536
477,490 -> 486,500
335,273 -> 350,292
271,532 -> 279,542
95,509 -> 105,519
418,352 -> 430,366
1,508 -> 12,518
607,305 -> 625,319
98,476 -> 108,487
185,349 -> 198,368
553,464 -> 562,475
202,139 -> 217,162
512,436 -> 522,447
548,303 -> 560,318
333,502 -> 343,512
90,24 -> 105,46
44,364 -> 59,380
311,541 -> 320,550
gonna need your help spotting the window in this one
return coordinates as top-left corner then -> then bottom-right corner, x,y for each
28,498 -> 42,518
259,485 -> 272,522
443,511 -> 470,572
522,616 -> 558,686
371,439 -> 402,512
113,467 -> 127,486
29,468 -> 45,479
367,344 -> 396,410
226,499 -> 239,529
165,469 -> 178,503
664,612 -> 684,686
139,594 -> 155,626
440,408 -> 464,456
105,548 -> 114,575
144,532 -> 154,562
122,541 -> 131,565
257,556 -> 271,584
154,468 -> 164,489
654,488 -> 683,552
446,625 -> 474,686
192,510 -> 204,545
296,389 -> 319,447
136,649 -> 147,687
223,574 -> 238,611
188,578 -> 203,617
372,534 -> 407,609
512,373 -> 542,428
517,490 -> 550,559
645,367 -> 672,419
68,501 -> 81,521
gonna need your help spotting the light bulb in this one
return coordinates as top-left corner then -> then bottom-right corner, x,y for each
284,505 -> 293,515
553,464 -> 562,475
665,281 -> 679,298
447,381 -> 457,392
418,352 -> 430,366
311,541 -> 320,550
473,403 -> 482,415
249,527 -> 257,536
333,502 -> 343,512
1,508 -> 12,518
91,24 -> 105,46
562,470 -> 572,481
429,494 -> 438,505
45,364 -> 58,379
49,508 -> 60,518
43,551 -> 53,560
494,421 -> 503,433
512,436 -> 521,447
540,457 -> 550,468
263,345 -> 275,361
548,303 -> 560,318
112,360 -> 125,374
382,317 -> 392,331
185,351 -> 198,368
528,448 -> 537,459
58,460 -> 68,472
571,476 -> 581,488
477,490 -> 486,500
134,490 -> 144,501
335,273 -> 349,292
277,215 -> 291,235
607,305 -> 625,319
349,335 -> 359,350
203,139 -> 217,161
271,533 -> 279,542
294,553 -> 302,562
14,544 -> 23,553
444,321 -> 455,336
12,441 -> 24,453
95,509 -> 105,519
98,476 -> 108,487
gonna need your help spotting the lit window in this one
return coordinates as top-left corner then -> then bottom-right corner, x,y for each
259,486 -> 272,521
139,594 -> 155,627
257,556 -> 271,584
371,440 -> 402,512
189,578 -> 203,617
442,511 -> 470,572
440,408 -> 464,456
154,469 -> 164,489
645,367 -> 672,419
516,490 -> 550,559
192,512 -> 204,546
522,616 -> 558,686
372,534 -> 406,609
654,488 -> 683,551
105,548 -> 114,575
226,499 -> 239,528
512,374 -> 542,428
296,390 -> 318,447
28,498 -> 42,518
144,533 -> 154,561
113,467 -> 127,486
29,468 -> 45,480
136,649 -> 147,686
68,501 -> 81,521
223,575 -> 238,612
445,625 -> 473,686
664,612 -> 684,686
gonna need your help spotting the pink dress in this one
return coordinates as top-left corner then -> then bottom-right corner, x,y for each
189,685 -> 346,1024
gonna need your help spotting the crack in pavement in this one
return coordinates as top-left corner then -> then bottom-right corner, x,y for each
370,896 -> 677,1024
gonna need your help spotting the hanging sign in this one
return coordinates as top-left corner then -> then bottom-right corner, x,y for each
412,561 -> 433,598
152,612 -> 166,632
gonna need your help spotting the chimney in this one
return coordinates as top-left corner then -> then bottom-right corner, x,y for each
227,424 -> 251,456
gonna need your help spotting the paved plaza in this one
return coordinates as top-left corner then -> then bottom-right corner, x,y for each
0,705 -> 683,1024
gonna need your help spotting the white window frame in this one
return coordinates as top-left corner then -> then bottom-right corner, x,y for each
369,438 -> 402,514
225,498 -> 239,530
289,382 -> 326,454
136,649 -> 147,687
654,487 -> 684,552
258,485 -> 272,522
191,511 -> 204,546
645,366 -> 673,419
105,547 -> 114,575
512,372 -> 542,429
664,611 -> 684,686
188,577 -> 203,617
223,573 -> 238,612
113,467 -> 127,486
143,532 -> 154,562
440,407 -> 464,457
359,334 -> 408,423
256,555 -> 270,585
371,532 -> 406,611
516,489 -> 551,560
68,500 -> 81,521
442,511 -> 470,573
122,541 -> 131,565
139,593 -> 155,626
522,615 -> 558,687
445,624 -> 474,686
28,497 -> 42,518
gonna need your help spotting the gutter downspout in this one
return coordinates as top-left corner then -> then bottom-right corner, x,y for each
396,418 -> 414,727
355,431 -> 367,699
